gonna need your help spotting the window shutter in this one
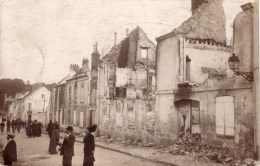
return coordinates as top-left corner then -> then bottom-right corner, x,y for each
224,96 -> 235,136
216,97 -> 225,135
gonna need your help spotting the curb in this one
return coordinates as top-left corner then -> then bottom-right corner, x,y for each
70,136 -> 177,166
44,131 -> 178,166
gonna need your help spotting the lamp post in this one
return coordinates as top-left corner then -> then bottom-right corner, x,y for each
228,53 -> 254,82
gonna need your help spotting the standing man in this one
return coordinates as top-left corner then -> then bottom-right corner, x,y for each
11,120 -> 16,134
1,133 -> 17,166
59,126 -> 75,166
46,120 -> 53,138
7,119 -> 11,133
83,124 -> 98,166
0,121 -> 5,133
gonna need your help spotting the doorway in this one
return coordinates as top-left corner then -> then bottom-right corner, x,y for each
89,110 -> 95,126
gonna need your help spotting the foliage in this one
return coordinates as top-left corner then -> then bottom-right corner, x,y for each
0,78 -> 26,111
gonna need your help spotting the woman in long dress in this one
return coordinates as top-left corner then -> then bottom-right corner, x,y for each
48,123 -> 60,154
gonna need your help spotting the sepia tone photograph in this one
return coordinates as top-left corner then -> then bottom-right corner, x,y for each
0,0 -> 259,165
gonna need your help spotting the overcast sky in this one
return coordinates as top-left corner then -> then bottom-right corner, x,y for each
0,0 -> 254,84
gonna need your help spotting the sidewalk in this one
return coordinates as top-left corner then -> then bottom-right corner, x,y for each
71,134 -> 223,166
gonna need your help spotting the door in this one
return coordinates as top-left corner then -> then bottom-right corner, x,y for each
89,110 -> 95,126
179,110 -> 190,136
177,99 -> 191,137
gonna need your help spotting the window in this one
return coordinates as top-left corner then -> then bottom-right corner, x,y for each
141,48 -> 148,59
28,103 -> 31,111
81,83 -> 84,88
74,84 -> 77,102
69,87 -> 71,101
215,96 -> 234,136
186,55 -> 191,81
115,87 -> 126,98
191,100 -> 200,124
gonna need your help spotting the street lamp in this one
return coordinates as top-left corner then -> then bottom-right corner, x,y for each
228,53 -> 254,82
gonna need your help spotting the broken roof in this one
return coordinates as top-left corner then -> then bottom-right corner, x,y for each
101,26 -> 154,63
157,0 -> 226,44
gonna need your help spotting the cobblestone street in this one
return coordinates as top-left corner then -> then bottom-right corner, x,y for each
0,130 -> 169,166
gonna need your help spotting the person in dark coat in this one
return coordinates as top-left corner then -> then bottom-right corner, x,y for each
11,120 -> 16,134
26,122 -> 32,138
1,133 -> 17,166
16,119 -> 21,133
31,120 -> 38,137
59,126 -> 75,166
37,122 -> 43,137
48,124 -> 60,154
83,124 -> 98,166
46,120 -> 53,138
7,119 -> 11,132
0,121 -> 5,133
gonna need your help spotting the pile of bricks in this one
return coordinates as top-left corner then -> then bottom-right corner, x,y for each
158,134 -> 259,166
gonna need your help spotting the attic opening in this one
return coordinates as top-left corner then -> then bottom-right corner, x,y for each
118,37 -> 130,68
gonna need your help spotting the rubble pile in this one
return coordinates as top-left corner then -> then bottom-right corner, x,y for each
158,134 -> 259,166
95,134 -> 259,166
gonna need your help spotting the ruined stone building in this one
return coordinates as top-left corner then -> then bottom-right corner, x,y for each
96,26 -> 156,142
155,0 -> 258,159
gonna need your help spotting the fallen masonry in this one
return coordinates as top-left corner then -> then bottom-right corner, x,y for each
86,133 -> 259,166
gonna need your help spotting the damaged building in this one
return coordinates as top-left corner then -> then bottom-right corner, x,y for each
96,26 -> 157,143
155,0 -> 257,159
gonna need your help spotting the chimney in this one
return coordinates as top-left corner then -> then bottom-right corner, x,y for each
95,42 -> 98,53
82,58 -> 89,67
126,28 -> 129,37
241,3 -> 254,11
191,0 -> 206,14
82,58 -> 89,72
114,32 -> 117,46
70,64 -> 80,73
93,45 -> 96,53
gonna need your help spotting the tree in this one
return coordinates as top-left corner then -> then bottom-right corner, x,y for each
0,78 -> 26,110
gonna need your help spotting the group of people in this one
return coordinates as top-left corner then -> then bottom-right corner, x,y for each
25,119 -> 43,138
46,120 -> 98,166
0,120 -> 98,166
0,118 -> 27,134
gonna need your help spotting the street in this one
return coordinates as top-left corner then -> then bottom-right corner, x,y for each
0,130 -> 168,166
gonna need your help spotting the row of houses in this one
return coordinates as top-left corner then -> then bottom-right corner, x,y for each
8,0 -> 259,159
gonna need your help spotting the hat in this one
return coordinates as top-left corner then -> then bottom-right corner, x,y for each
7,133 -> 15,138
87,124 -> 98,133
65,126 -> 73,131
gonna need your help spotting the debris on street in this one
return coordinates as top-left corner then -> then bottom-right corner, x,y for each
96,133 -> 259,166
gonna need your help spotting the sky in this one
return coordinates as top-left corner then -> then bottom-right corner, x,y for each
0,0 -> 255,84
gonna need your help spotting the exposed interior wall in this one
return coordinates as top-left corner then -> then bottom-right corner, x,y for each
98,99 -> 157,143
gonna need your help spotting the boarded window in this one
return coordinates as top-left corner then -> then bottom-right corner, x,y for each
215,96 -> 234,136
